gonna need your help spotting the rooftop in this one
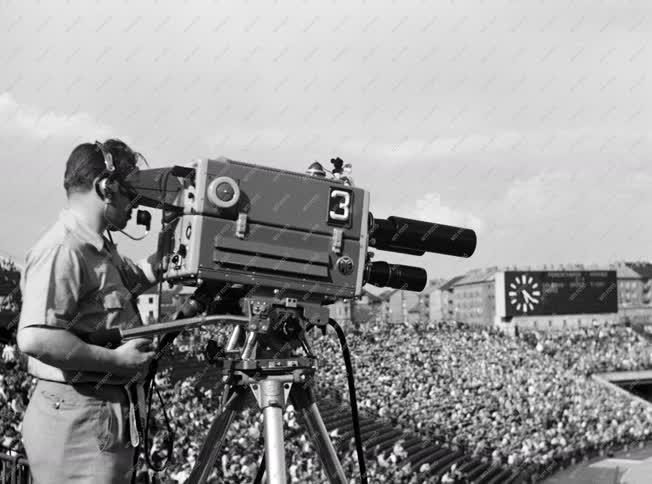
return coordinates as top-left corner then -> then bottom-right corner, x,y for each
440,275 -> 466,291
624,262 -> 652,279
455,267 -> 500,286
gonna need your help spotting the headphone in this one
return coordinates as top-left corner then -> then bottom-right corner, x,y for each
94,140 -> 152,240
94,140 -> 117,201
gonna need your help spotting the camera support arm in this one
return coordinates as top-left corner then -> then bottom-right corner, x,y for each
83,313 -> 249,348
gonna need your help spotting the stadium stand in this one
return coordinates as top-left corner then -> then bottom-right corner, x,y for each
2,319 -> 652,482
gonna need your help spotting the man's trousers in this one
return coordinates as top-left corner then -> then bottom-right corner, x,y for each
21,379 -> 135,484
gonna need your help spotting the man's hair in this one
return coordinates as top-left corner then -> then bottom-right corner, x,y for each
63,139 -> 139,196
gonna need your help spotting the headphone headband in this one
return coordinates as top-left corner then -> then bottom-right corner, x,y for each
95,140 -> 115,173
93,140 -> 148,201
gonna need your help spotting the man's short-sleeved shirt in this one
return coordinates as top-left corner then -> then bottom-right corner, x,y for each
18,209 -> 154,383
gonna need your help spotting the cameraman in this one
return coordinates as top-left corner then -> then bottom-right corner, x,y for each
17,140 -> 163,483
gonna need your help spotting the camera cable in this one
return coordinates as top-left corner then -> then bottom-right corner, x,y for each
325,318 -> 368,484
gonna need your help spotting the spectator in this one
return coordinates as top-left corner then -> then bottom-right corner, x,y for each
2,344 -> 16,364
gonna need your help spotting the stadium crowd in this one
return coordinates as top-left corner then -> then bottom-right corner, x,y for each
520,324 -> 652,375
1,320 -> 652,482
0,344 -> 32,457
0,257 -> 20,313
141,341 -> 427,483
314,321 -> 652,477
0,342 -> 424,483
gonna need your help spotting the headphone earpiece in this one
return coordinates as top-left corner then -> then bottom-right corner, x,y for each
94,140 -> 117,201
95,176 -> 114,201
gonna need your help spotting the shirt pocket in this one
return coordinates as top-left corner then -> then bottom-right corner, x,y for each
103,290 -> 125,310
102,290 -> 125,328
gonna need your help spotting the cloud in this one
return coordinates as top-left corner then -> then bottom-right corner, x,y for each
358,127 -> 650,164
500,171 -> 578,221
203,127 -> 295,155
413,192 -> 485,233
0,91 -> 112,140
368,131 -> 525,160
476,169 -> 652,268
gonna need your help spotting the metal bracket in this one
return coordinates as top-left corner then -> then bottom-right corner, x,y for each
250,378 -> 293,410
331,228 -> 343,255
236,212 -> 248,239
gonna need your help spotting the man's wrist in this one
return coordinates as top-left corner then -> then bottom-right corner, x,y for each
138,252 -> 165,285
93,344 -> 122,375
138,259 -> 158,284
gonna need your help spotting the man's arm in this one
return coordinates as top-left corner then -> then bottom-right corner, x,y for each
18,244 -> 155,378
17,245 -> 117,373
137,250 -> 163,287
17,326 -> 121,374
116,251 -> 163,299
118,229 -> 169,297
118,219 -> 175,296
18,327 -> 155,378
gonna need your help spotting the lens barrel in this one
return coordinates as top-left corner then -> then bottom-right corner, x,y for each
364,261 -> 427,291
369,215 -> 476,258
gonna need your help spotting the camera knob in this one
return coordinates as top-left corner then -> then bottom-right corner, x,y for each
281,316 -> 302,340
336,256 -> 354,275
207,177 -> 240,208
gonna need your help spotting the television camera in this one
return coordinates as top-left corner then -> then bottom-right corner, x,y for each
128,155 -> 475,325
88,156 -> 477,484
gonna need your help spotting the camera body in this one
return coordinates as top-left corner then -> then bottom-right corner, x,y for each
128,155 -> 476,323
157,158 -> 369,301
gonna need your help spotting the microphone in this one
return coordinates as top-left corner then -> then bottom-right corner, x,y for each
118,210 -> 151,241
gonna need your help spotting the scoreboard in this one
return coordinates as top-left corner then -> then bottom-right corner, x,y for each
495,270 -> 618,317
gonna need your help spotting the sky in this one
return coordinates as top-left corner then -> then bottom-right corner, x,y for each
0,0 -> 650,292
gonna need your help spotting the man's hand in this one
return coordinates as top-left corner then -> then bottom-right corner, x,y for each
111,338 -> 155,378
137,227 -> 173,285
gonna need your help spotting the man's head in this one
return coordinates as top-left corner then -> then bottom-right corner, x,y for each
64,139 -> 144,231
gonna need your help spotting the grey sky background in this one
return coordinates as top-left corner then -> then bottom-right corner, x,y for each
0,0 -> 650,289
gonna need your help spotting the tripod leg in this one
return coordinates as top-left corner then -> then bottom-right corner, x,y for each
253,379 -> 289,484
187,387 -> 249,484
290,385 -> 348,484
225,325 -> 242,351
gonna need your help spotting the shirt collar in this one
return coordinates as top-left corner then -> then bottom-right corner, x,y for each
59,209 -> 106,252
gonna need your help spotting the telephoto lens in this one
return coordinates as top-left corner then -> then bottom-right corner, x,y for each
369,215 -> 476,258
364,261 -> 427,291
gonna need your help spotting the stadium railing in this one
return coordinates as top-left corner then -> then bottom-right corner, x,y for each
0,452 -> 30,484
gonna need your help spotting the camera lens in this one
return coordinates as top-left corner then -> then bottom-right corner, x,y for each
365,261 -> 427,291
216,182 -> 235,202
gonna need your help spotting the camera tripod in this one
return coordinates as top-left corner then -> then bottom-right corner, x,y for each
186,325 -> 348,484
86,283 -> 362,484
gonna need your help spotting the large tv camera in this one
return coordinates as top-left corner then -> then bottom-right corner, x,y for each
100,157 -> 477,484
127,156 -> 475,324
